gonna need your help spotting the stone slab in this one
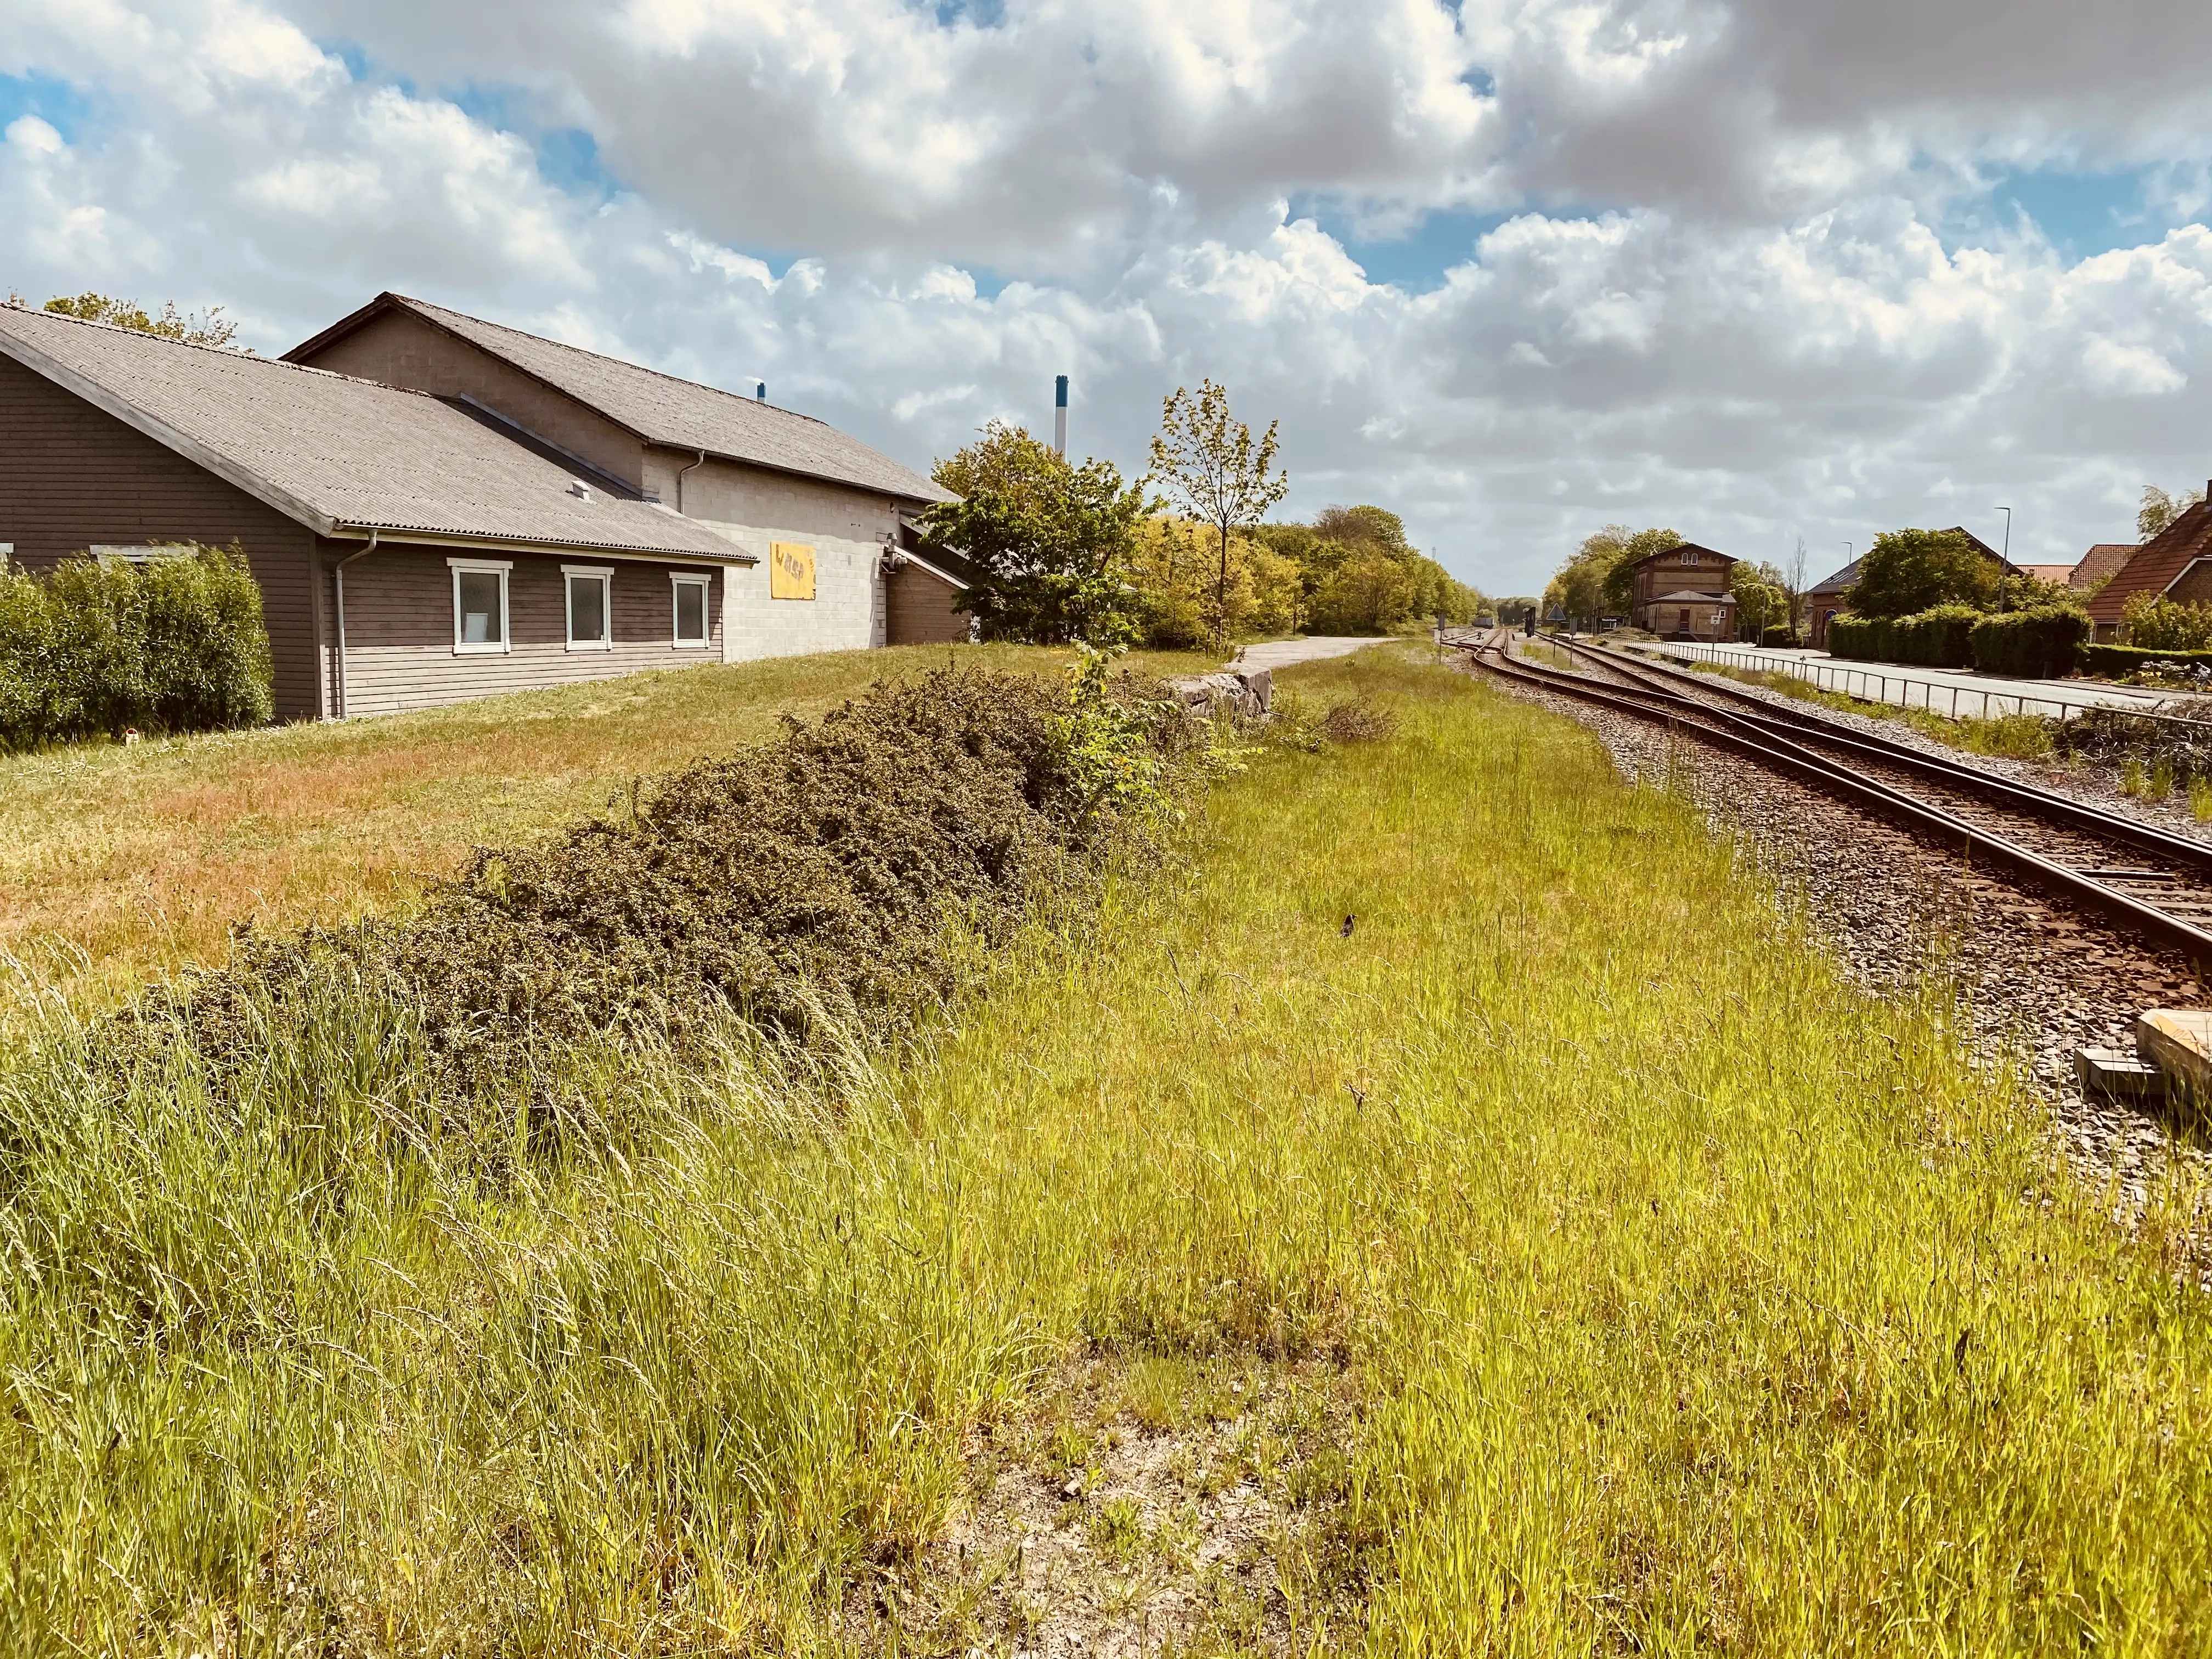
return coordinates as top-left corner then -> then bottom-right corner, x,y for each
2076,1046 -> 2166,1102
2133,1009 -> 2212,1104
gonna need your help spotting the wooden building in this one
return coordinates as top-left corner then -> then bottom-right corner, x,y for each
0,295 -> 964,724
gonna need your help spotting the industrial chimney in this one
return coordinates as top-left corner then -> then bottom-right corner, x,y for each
1053,374 -> 1069,458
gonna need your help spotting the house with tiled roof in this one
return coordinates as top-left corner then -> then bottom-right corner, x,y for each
0,296 -> 967,722
2084,488 -> 2212,641
2072,543 -> 2138,597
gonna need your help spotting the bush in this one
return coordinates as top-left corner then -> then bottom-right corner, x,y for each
2120,593 -> 2212,653
1828,605 -> 1978,668
1759,625 -> 1796,648
122,663 -> 1207,1108
1846,529 -> 2000,617
0,544 -> 273,750
1968,606 -> 2088,678
2080,644 -> 2212,681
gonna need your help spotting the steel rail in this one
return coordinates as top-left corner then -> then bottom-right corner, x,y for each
1545,635 -> 2212,877
1449,632 -> 2212,969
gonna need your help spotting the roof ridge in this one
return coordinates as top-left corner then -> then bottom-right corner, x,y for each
392,292 -> 834,432
0,301 -> 458,399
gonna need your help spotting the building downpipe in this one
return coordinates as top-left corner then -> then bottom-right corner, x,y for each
332,529 -> 381,720
676,448 -> 708,515
1053,374 -> 1069,458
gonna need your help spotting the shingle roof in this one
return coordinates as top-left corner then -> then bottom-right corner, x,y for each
288,294 -> 952,505
2087,504 -> 2212,624
1647,589 -> 1734,603
2017,563 -> 2076,584
2072,543 -> 2136,591
0,306 -> 752,562
1807,558 -> 1862,597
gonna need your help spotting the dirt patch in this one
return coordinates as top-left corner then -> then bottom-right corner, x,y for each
841,1354 -> 1367,1655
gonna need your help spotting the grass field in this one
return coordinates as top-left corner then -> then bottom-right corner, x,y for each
0,644 -> 1212,1014
7,648 -> 2211,1651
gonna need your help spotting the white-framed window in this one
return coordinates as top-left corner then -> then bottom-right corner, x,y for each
449,557 -> 512,654
92,543 -> 195,565
671,572 -> 712,647
1681,548 -> 1701,565
562,563 -> 613,651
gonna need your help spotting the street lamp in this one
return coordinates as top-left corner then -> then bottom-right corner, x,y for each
1995,506 -> 2012,612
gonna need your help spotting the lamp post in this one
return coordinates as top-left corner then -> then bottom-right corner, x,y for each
1995,506 -> 2012,612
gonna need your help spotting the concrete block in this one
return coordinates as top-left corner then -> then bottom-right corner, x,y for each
2076,1046 -> 2165,1102
2133,1009 -> 2212,1105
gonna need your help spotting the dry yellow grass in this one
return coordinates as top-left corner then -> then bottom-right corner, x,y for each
1,643 -> 1212,1013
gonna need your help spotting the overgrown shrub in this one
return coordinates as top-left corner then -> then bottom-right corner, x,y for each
2080,644 -> 2212,682
0,544 -> 273,749
119,664 -> 1206,1120
1968,606 -> 2087,678
2120,592 -> 2212,653
1827,604 -> 1979,668
1758,625 -> 1796,648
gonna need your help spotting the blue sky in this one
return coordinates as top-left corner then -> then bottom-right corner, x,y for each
7,0 -> 2212,591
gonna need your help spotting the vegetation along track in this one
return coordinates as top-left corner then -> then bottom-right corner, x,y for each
1454,628 -> 2212,971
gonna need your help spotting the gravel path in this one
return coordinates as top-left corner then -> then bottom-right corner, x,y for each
1472,652 -> 2208,1212
1232,637 -> 1395,672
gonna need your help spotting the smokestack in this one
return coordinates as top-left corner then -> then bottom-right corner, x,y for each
756,381 -> 767,403
1053,374 -> 1069,458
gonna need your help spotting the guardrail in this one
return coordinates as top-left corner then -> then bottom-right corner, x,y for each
1622,640 -> 2202,727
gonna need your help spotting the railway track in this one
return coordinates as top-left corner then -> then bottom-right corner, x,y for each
1452,628 -> 2212,970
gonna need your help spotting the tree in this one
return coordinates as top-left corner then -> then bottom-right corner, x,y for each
2140,484 -> 2207,542
1730,559 -> 1790,640
34,292 -> 242,350
1540,525 -> 1681,629
1843,528 -> 2000,618
1780,535 -> 1810,643
1148,380 -> 1288,650
917,421 -> 1152,645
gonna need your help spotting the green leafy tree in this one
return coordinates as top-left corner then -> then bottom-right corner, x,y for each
1541,524 -> 1681,628
34,291 -> 243,350
1148,380 -> 1289,650
1730,560 -> 1790,639
918,422 -> 1152,646
2140,484 -> 2207,542
1844,529 -> 2000,619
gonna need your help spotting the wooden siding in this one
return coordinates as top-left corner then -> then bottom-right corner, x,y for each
887,562 -> 970,645
0,353 -> 325,720
332,544 -> 725,718
295,310 -> 650,492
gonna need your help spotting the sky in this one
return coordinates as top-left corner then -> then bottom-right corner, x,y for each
5,0 -> 2211,596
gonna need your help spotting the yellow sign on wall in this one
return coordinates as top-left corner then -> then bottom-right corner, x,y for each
769,541 -> 816,600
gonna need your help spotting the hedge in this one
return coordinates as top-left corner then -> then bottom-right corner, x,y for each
2080,644 -> 2212,680
1968,606 -> 2087,678
1828,603 -> 1980,668
1758,625 -> 1796,648
0,544 -> 274,751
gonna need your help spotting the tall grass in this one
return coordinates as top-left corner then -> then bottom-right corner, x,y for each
4,651 -> 2209,1650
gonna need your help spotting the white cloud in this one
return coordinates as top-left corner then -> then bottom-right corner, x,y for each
4,0 -> 2212,593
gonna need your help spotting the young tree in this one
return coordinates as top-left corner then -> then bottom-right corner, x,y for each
1781,535 -> 1810,643
1844,528 -> 2000,618
1148,380 -> 1288,650
917,422 -> 1152,645
36,292 -> 242,350
1730,560 -> 1790,640
2140,484 -> 2207,542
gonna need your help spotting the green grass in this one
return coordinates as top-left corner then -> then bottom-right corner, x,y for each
0,642 -> 1214,1015
1674,656 -> 2063,761
5,650 -> 2211,1651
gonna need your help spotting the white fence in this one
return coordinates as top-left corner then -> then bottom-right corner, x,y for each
1629,640 -> 2183,724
